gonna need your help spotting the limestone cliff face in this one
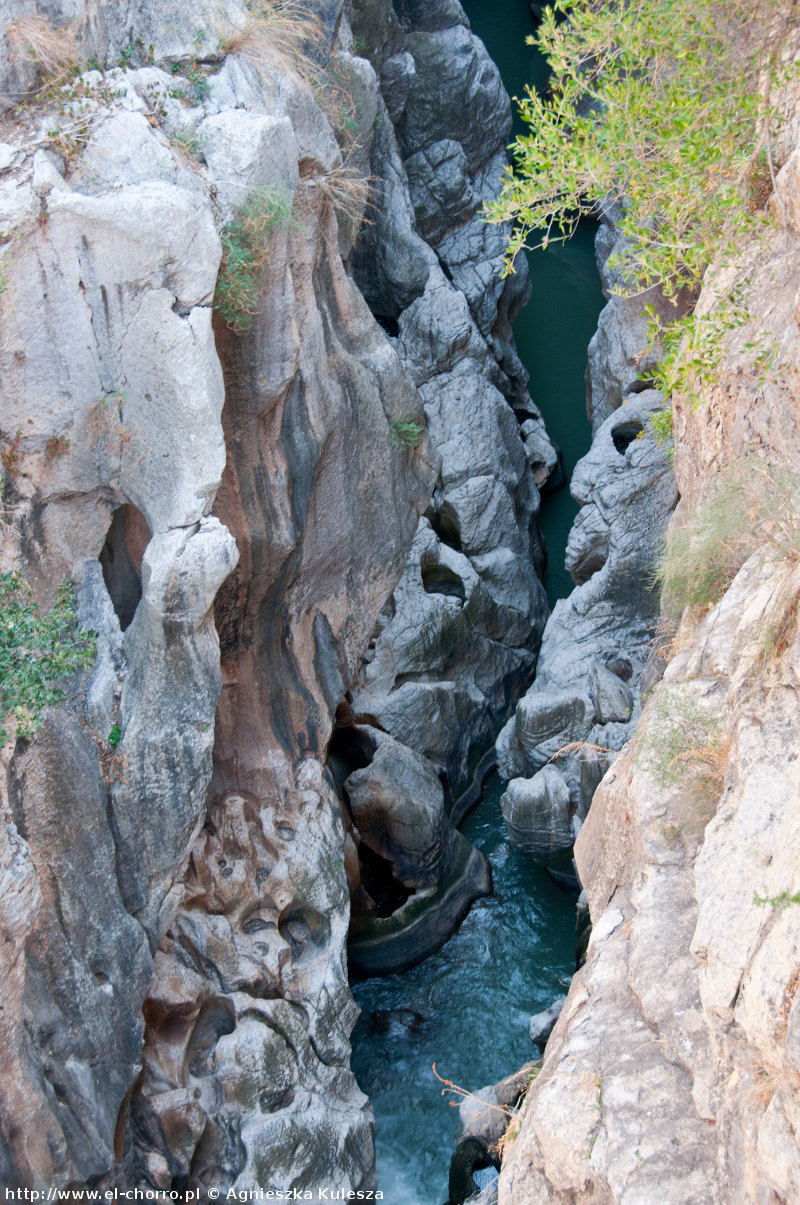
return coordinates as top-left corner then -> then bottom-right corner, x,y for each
497,92 -> 800,1205
0,0 -> 546,1192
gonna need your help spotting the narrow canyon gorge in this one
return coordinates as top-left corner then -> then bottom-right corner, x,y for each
0,2 -> 798,1203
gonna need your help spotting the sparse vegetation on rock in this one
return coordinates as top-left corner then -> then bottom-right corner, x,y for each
0,572 -> 95,748
214,184 -> 297,331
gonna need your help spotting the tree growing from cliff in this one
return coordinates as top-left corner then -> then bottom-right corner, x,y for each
0,572 -> 95,748
485,0 -> 800,387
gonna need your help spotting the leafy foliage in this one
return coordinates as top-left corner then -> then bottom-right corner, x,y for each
486,0 -> 799,403
753,889 -> 800,908
487,0 -> 793,288
0,573 -> 96,748
214,185 -> 296,332
391,418 -> 425,449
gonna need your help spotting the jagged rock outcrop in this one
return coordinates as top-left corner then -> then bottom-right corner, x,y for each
497,93 -> 800,1205
495,387 -> 677,839
346,0 -> 553,799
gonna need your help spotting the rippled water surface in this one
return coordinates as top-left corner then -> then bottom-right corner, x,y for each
350,776 -> 577,1204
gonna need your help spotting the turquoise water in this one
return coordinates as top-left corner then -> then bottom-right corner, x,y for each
465,0 -> 606,602
350,776 -> 576,1204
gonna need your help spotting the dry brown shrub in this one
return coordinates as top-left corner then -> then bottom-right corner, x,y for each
216,0 -> 326,84
316,161 -> 375,230
6,15 -> 78,78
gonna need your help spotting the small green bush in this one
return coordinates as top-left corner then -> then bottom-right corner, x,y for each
655,461 -> 800,625
0,572 -> 96,748
636,684 -> 727,789
391,418 -> 425,449
214,185 -> 296,332
753,889 -> 800,909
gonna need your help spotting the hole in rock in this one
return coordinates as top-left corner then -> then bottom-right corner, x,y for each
241,916 -> 273,935
99,503 -> 151,630
186,997 -> 235,1078
91,966 -> 113,996
626,377 -> 657,395
259,1087 -> 296,1114
449,1138 -> 495,1205
611,422 -> 644,456
327,724 -> 378,793
425,502 -> 462,552
570,544 -> 609,585
421,561 -> 467,603
376,314 -> 400,337
277,905 -> 331,962
357,841 -> 415,918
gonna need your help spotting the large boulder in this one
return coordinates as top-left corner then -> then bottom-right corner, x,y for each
341,727 -> 491,975
499,768 -> 573,857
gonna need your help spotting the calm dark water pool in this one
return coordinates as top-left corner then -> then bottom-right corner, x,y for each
466,0 -> 606,602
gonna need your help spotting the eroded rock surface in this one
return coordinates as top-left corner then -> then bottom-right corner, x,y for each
495,388 -> 677,842
348,0 -> 553,799
0,0 -> 549,1191
340,725 -> 491,975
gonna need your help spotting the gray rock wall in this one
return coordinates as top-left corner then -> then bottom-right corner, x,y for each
348,0 -> 553,799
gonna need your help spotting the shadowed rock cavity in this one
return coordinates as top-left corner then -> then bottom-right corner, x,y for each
99,503 -> 151,630
329,722 -> 491,976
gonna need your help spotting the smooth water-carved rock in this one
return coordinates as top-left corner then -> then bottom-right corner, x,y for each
499,768 -> 573,857
341,726 -> 491,975
349,0 -> 554,797
0,58 -> 237,1182
497,690 -> 591,782
528,997 -> 567,1053
496,388 -> 677,848
588,663 -> 634,725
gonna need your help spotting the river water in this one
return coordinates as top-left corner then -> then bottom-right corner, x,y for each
349,4 -> 606,1201
350,775 -> 577,1205
464,0 -> 606,603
